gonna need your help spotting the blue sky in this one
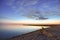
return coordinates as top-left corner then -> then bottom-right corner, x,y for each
0,0 -> 60,21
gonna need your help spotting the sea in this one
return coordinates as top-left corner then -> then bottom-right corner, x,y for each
0,25 -> 50,40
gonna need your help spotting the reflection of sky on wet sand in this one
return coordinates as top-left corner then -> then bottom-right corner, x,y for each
1,25 -> 50,39
1,25 -> 50,30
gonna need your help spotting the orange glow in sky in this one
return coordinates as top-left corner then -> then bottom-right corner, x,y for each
1,19 -> 60,24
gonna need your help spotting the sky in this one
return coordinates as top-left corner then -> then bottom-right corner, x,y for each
0,0 -> 60,23
1,0 -> 60,39
0,0 -> 60,39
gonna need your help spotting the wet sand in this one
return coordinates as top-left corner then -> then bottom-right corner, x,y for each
8,25 -> 60,40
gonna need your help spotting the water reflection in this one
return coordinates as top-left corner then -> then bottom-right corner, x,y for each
1,25 -> 50,40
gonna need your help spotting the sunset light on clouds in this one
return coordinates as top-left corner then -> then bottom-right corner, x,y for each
0,0 -> 60,40
0,0 -> 60,22
1,19 -> 60,24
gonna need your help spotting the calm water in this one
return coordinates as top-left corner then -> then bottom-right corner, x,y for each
0,25 -> 50,40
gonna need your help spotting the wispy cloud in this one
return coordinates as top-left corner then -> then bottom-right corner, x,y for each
0,0 -> 60,20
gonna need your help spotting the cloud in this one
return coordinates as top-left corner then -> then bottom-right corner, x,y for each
1,0 -> 60,20
0,16 -> 9,19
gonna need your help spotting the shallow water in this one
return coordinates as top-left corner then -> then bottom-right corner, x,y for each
0,25 -> 50,40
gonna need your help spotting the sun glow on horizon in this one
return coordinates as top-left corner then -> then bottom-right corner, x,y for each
0,19 -> 60,24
